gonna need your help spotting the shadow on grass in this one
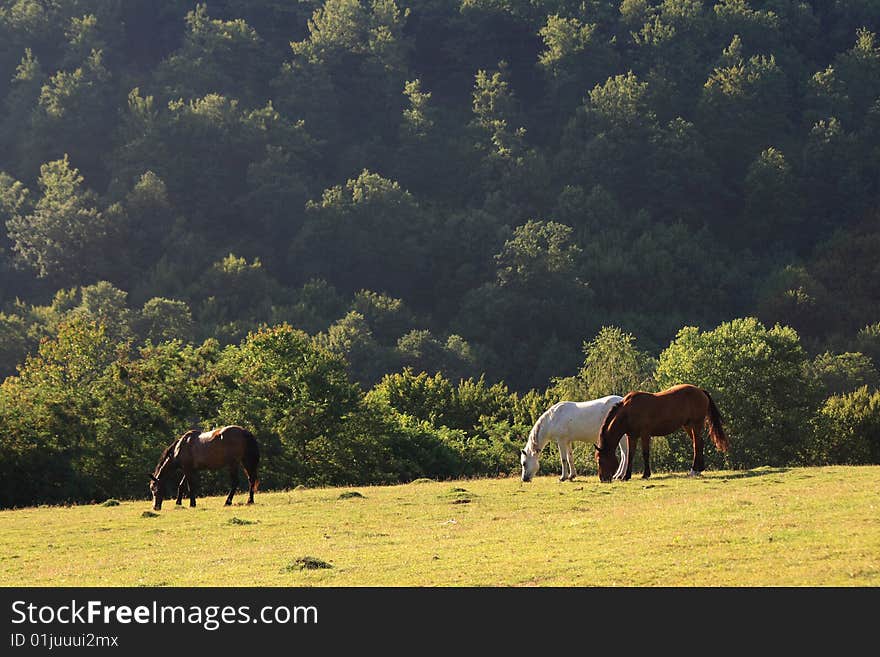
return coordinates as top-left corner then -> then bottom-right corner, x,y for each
638,466 -> 791,482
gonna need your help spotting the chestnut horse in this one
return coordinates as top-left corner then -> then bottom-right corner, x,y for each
594,384 -> 728,482
149,425 -> 259,510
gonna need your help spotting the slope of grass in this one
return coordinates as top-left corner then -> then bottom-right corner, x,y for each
1,466 -> 878,586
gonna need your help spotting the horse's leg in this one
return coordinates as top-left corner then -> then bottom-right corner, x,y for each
688,424 -> 705,477
558,441 -> 568,482
641,436 -> 652,479
244,466 -> 256,504
175,474 -> 188,505
186,468 -> 197,506
622,434 -> 637,481
225,464 -> 238,506
241,460 -> 257,504
566,442 -> 576,481
613,435 -> 629,480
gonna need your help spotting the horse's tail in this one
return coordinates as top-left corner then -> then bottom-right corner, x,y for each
704,391 -> 729,453
243,429 -> 260,489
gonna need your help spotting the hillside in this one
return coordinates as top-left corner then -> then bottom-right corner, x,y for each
2,466 -> 878,586
1,1 -> 880,508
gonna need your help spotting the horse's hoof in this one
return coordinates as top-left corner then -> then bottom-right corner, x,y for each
642,474 -> 651,480
687,469 -> 702,477
224,501 -> 232,506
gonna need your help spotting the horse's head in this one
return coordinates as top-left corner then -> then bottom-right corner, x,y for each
149,473 -> 165,510
149,448 -> 176,510
520,449 -> 539,482
595,401 -> 624,483
594,442 -> 619,483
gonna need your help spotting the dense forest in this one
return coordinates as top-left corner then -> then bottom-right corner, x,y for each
1,0 -> 879,506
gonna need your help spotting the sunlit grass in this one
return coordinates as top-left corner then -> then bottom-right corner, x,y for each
1,466 -> 877,586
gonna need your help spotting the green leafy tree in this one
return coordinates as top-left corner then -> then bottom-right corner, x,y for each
552,326 -> 656,401
471,61 -> 549,217
0,48 -> 45,174
195,253 -> 280,343
455,220 -> 593,389
0,312 -> 29,379
6,156 -> 111,283
136,297 -> 195,344
805,352 -> 879,397
655,317 -> 817,468
314,310 -> 390,386
274,0 -> 411,163
854,323 -> 880,367
211,324 -> 362,487
70,281 -> 133,343
350,289 -> 415,345
32,47 -> 115,180
154,4 -> 272,106
698,35 -> 791,178
808,28 -> 880,127
741,147 -> 801,248
559,71 -> 661,210
293,170 -> 436,303
808,386 -> 880,465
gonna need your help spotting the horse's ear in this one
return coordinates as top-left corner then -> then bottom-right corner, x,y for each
149,474 -> 159,483
593,443 -> 601,453
521,449 -> 526,456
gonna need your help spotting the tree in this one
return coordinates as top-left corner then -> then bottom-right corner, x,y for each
552,326 -> 656,401
211,324 -> 362,487
854,323 -> 880,368
741,147 -> 801,248
454,220 -> 594,390
32,47 -> 115,182
293,170 -> 437,304
655,318 -> 817,468
805,352 -> 879,397
194,253 -> 280,343
71,281 -> 133,343
136,297 -> 194,344
808,28 -> 880,127
698,35 -> 791,179
809,386 -> 880,465
153,4 -> 272,106
471,61 -> 549,217
6,156 -> 111,283
274,0 -> 411,163
558,71 -> 661,210
350,290 -> 415,345
314,310 -> 389,386
0,312 -> 29,379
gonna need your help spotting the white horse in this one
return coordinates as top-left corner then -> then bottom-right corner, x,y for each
520,396 -> 628,482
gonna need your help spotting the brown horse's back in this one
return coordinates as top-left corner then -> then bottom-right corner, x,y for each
622,384 -> 709,437
178,425 -> 250,469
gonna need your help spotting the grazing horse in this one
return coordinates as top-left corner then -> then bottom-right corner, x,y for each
594,384 -> 729,482
521,396 -> 629,482
149,425 -> 260,510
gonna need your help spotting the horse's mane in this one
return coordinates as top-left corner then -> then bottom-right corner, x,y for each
153,431 -> 195,476
598,401 -> 623,448
526,406 -> 553,452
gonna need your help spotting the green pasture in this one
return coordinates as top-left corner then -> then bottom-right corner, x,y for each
1,466 -> 878,586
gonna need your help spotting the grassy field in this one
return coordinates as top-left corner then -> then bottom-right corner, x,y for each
1,465 -> 878,586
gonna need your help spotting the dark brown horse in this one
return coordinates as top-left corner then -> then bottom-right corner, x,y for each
149,425 -> 260,510
594,384 -> 729,482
